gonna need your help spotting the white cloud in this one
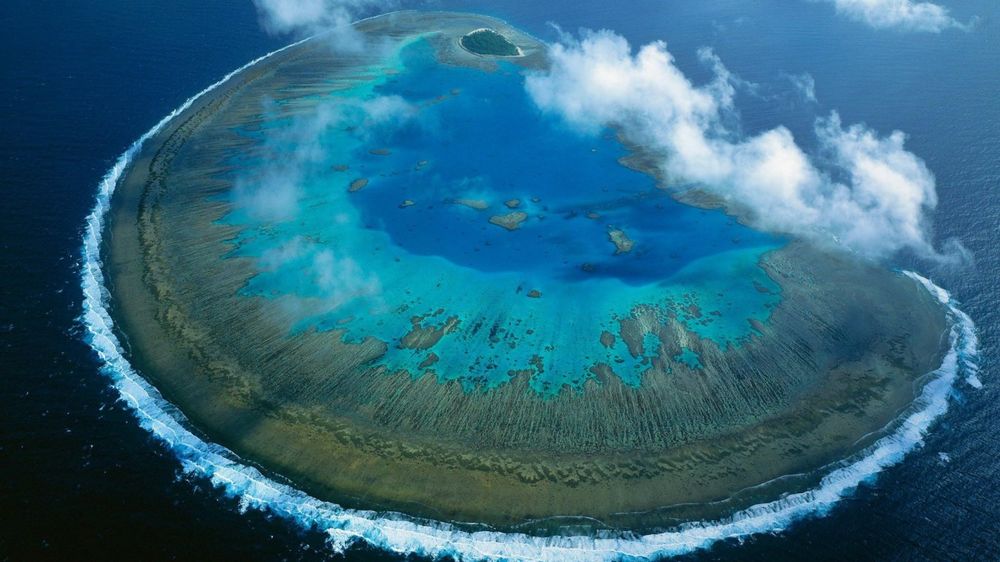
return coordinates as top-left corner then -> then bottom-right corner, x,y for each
787,73 -> 817,103
252,0 -> 393,50
311,249 -> 382,304
232,95 -> 416,223
356,95 -> 418,130
819,0 -> 969,32
259,237 -> 382,308
231,102 -> 336,222
232,172 -> 301,222
526,30 -> 959,261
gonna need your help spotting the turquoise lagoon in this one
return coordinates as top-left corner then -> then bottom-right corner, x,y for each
223,39 -> 783,395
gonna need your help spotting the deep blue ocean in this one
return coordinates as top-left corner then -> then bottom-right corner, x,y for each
2,0 -> 999,560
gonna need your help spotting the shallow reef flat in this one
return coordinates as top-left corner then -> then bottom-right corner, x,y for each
106,11 -> 950,532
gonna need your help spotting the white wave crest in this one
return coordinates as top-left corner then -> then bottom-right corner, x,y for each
80,42 -> 980,562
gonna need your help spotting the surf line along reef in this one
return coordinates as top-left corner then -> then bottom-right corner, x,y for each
99,10 -> 955,542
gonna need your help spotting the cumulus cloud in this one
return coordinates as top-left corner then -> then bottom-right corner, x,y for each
356,95 -> 419,131
819,0 -> 970,32
230,92 -> 417,310
787,73 -> 817,103
231,102 -> 334,222
232,95 -> 416,222
252,0 -> 394,50
259,237 -> 382,308
526,30 -> 959,262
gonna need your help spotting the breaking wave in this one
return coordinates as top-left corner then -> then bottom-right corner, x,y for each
79,40 -> 980,562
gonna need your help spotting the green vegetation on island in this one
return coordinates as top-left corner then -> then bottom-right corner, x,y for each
460,28 -> 520,56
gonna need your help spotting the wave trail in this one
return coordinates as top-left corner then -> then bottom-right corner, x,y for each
80,41 -> 980,562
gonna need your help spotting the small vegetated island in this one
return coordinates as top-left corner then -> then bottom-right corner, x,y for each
460,27 -> 521,56
103,10 -> 955,541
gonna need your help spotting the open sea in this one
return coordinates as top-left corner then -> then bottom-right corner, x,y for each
2,0 -> 998,560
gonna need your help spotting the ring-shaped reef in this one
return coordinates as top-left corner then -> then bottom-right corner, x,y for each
105,11 -> 950,533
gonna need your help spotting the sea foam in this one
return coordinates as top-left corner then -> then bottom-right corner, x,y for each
80,39 -> 980,562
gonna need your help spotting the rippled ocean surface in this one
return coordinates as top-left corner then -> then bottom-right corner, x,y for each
2,0 -> 998,559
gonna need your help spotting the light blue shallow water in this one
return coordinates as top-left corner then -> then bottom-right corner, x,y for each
222,38 -> 782,395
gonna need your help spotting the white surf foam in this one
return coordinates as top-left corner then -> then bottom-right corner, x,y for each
80,43 -> 980,561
